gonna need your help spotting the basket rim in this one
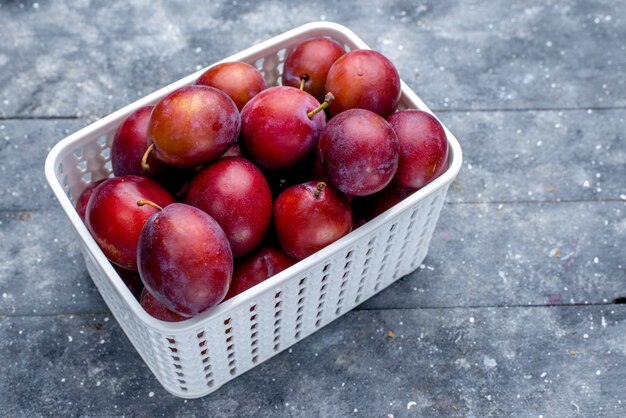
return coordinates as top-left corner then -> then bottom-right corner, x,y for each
44,21 -> 462,335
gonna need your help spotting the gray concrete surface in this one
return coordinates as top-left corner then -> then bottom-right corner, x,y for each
0,0 -> 624,416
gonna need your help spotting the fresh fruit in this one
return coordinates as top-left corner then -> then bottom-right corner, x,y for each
352,186 -> 406,221
318,108 -> 399,196
111,106 -> 165,178
224,246 -> 296,300
137,202 -> 233,317
140,288 -> 186,322
195,62 -> 267,111
86,176 -> 175,270
388,110 -> 449,191
75,179 -> 105,221
325,49 -> 401,117
184,157 -> 273,257
274,181 -> 352,260
146,85 -> 240,168
240,86 -> 329,171
282,37 -> 345,102
79,39 -> 454,314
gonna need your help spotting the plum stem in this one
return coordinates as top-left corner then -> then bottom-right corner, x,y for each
141,143 -> 155,171
299,77 -> 307,90
307,92 -> 334,119
313,182 -> 326,198
137,199 -> 163,211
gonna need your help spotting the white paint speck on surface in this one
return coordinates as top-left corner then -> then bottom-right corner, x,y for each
469,317 -> 475,323
67,336 -> 73,342
620,194 -> 626,201
540,372 -> 547,378
594,257 -> 599,264
483,356 -> 497,369
149,391 -> 154,397
407,401 -> 417,410
596,370 -> 602,375
584,334 -> 589,339
583,180 -> 590,188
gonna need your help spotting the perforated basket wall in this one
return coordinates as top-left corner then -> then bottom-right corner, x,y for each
45,22 -> 462,399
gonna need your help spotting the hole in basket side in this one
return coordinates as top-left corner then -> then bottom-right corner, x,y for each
273,290 -> 283,351
196,330 -> 215,388
315,274 -> 327,328
294,276 -> 307,340
222,317 -> 236,376
81,171 -> 92,184
166,336 -> 187,390
336,249 -> 355,314
249,303 -> 259,363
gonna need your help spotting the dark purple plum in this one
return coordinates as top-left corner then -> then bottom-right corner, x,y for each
195,62 -> 267,111
274,181 -> 352,260
387,110 -> 449,192
240,86 -> 328,171
137,203 -> 233,317
224,246 -> 296,300
325,50 -> 401,117
86,176 -> 175,270
318,109 -> 399,196
147,85 -> 240,168
184,157 -> 273,257
282,37 -> 345,102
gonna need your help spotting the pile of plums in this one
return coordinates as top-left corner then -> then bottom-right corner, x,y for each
78,36 -> 449,322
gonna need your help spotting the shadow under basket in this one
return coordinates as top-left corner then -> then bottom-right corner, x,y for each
44,22 -> 463,399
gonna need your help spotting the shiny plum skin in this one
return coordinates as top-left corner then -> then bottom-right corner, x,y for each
195,62 -> 267,111
147,85 -> 240,168
274,181 -> 352,260
86,176 -> 175,270
140,288 -> 186,322
75,179 -> 105,221
137,203 -> 233,317
224,246 -> 296,300
111,106 -> 165,178
318,109 -> 399,196
325,50 -> 401,117
240,86 -> 326,170
388,110 -> 449,191
282,37 -> 345,103
184,157 -> 273,257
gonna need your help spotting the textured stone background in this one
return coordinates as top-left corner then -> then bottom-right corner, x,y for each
0,0 -> 624,417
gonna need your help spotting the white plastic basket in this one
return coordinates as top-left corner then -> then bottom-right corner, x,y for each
44,22 -> 462,398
